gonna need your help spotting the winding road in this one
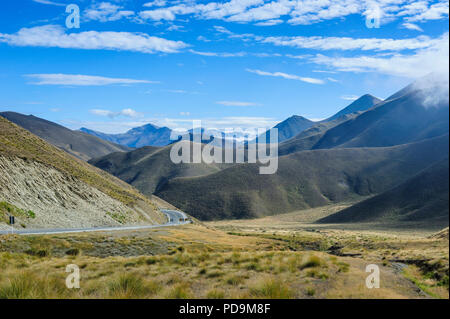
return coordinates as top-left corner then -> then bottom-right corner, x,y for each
0,209 -> 190,236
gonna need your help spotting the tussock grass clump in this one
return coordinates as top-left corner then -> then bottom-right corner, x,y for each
299,255 -> 323,270
0,271 -> 66,299
166,283 -> 192,299
335,261 -> 350,273
231,251 -> 241,265
225,275 -> 245,286
206,289 -> 225,299
305,287 -> 315,296
0,273 -> 38,299
107,273 -> 161,298
170,252 -> 196,267
249,278 -> 293,299
306,269 -> 329,279
145,257 -> 158,265
206,271 -> 224,279
25,247 -> 50,258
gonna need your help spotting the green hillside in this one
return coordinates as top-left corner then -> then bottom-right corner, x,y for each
312,89 -> 449,149
89,141 -> 231,195
318,158 -> 449,225
155,135 -> 449,220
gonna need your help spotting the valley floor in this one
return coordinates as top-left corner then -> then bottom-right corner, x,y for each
0,203 -> 448,299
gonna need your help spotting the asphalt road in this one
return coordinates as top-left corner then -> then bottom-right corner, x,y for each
0,209 -> 190,236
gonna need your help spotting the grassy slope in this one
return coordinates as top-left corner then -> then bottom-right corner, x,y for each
1,223 -> 447,299
278,88 -> 448,156
318,158 -> 449,224
0,116 -> 165,223
0,112 -> 131,161
89,141 -> 230,195
156,135 -> 449,220
278,113 -> 358,155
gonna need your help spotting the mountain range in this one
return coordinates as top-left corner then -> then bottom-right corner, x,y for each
80,123 -> 172,148
80,93 -> 382,148
1,76 -> 448,228
89,78 -> 449,225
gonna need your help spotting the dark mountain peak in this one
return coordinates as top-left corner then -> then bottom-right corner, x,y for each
81,122 -> 172,148
278,115 -> 314,126
128,123 -> 160,134
325,94 -> 382,122
287,115 -> 310,121
257,115 -> 315,143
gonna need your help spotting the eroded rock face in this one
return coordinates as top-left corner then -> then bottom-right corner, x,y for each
0,155 -> 146,229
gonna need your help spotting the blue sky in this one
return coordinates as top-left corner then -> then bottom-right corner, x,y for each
0,0 -> 448,133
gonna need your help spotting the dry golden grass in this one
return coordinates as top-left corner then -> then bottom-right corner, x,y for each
1,222 -> 446,299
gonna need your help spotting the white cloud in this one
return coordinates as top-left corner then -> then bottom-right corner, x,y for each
402,22 -> 424,31
226,0 -> 293,23
32,0 -> 65,6
189,49 -> 281,58
0,25 -> 188,54
312,70 -> 337,74
213,25 -> 234,35
90,108 -> 143,118
312,32 -> 449,79
167,24 -> 185,31
25,74 -> 157,86
207,26 -> 444,53
327,77 -> 340,82
285,53 -> 312,59
246,69 -> 325,84
189,49 -> 247,57
216,101 -> 261,106
403,0 -> 449,22
254,19 -> 284,26
135,0 -> 449,26
139,8 -> 176,21
261,34 -> 440,51
144,0 -> 167,8
341,95 -> 359,101
197,35 -> 211,42
84,2 -> 134,22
